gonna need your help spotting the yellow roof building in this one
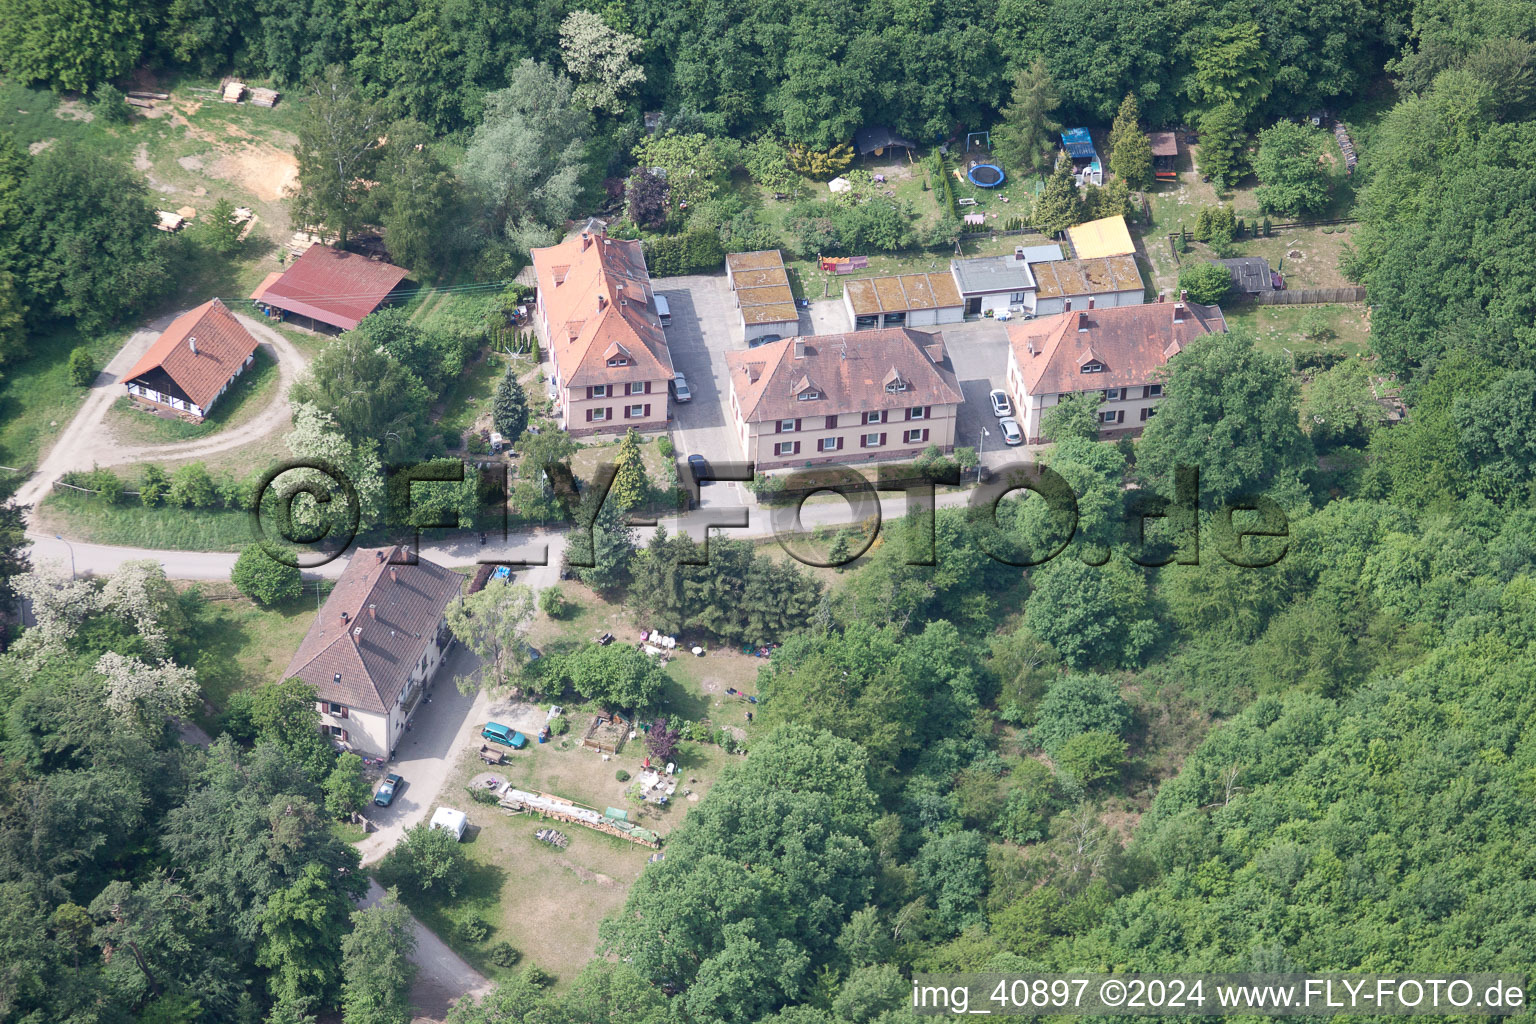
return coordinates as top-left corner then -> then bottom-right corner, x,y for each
1067,215 -> 1136,260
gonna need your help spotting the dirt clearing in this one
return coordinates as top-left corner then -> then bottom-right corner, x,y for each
210,145 -> 298,201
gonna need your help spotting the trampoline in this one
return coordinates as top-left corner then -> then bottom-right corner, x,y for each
967,163 -> 1006,188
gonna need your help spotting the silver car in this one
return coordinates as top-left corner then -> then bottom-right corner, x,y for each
999,417 -> 1023,445
671,374 -> 692,402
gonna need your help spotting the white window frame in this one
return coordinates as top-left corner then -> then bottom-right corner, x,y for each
885,380 -> 908,394
627,381 -> 647,395
779,418 -> 796,432
628,404 -> 646,418
592,407 -> 611,421
1082,361 -> 1104,374
1146,383 -> 1163,397
818,436 -> 839,452
863,432 -> 882,447
797,390 -> 820,401
1105,388 -> 1122,401
909,406 -> 926,420
775,441 -> 796,456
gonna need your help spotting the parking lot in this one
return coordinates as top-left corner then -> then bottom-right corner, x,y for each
653,273 -> 775,509
938,319 -> 1021,465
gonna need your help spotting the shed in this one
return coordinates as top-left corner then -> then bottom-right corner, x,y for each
1067,215 -> 1135,260
726,250 -> 799,341
1216,257 -> 1278,294
251,243 -> 411,333
1148,131 -> 1179,180
854,125 -> 918,157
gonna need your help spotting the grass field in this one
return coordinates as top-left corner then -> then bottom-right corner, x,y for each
0,324 -> 131,472
33,491 -> 253,550
105,347 -> 280,444
1228,302 -> 1373,359
177,579 -> 326,722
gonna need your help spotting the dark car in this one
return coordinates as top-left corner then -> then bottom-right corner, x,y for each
687,454 -> 710,486
373,773 -> 403,807
749,334 -> 782,348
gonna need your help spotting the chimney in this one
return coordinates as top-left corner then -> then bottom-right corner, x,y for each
1173,302 -> 1186,323
340,611 -> 349,627
1013,246 -> 1027,263
1026,340 -> 1035,355
581,232 -> 591,251
389,568 -> 398,584
1064,299 -> 1073,312
368,604 -> 376,619
597,294 -> 606,311
352,626 -> 362,644
793,339 -> 807,360
375,550 -> 384,562
188,336 -> 197,355
1076,311 -> 1088,333
1157,292 -> 1165,303
1087,297 -> 1095,310
1179,289 -> 1188,302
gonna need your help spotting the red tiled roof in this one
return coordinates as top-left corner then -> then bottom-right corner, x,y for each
531,228 -> 672,389
123,299 -> 260,408
1008,301 -> 1226,396
258,244 -> 411,331
282,545 -> 463,714
726,328 -> 963,423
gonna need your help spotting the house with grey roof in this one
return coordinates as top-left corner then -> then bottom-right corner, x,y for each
283,545 -> 463,759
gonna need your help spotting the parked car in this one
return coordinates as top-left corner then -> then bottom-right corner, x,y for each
482,722 -> 528,748
655,294 -> 672,327
687,453 -> 710,486
671,373 -> 692,402
990,389 -> 1011,417
749,334 -> 781,348
373,773 -> 403,807
545,378 -> 558,401
999,417 -> 1023,445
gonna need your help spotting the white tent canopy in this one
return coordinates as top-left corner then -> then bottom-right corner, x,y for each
430,806 -> 467,840
828,177 -> 852,193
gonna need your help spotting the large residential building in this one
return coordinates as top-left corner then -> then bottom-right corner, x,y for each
725,328 -> 964,469
250,243 -> 411,333
1005,297 -> 1226,444
123,298 -> 260,422
283,546 -> 463,760
531,224 -> 673,437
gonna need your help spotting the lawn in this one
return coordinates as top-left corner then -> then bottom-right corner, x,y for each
105,346 -> 280,444
0,324 -> 131,472
178,579 -> 326,723
33,490 -> 254,551
391,702 -> 740,987
1227,302 -> 1373,360
437,349 -> 512,442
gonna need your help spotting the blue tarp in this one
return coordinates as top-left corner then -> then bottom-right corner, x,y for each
1060,127 -> 1097,159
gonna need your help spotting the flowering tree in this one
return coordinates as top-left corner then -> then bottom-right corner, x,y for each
96,652 -> 200,724
558,10 -> 645,115
11,562 -> 103,657
645,718 -> 681,763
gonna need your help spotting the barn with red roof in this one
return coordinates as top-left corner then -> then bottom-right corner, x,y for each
123,298 -> 261,422
250,243 -> 412,333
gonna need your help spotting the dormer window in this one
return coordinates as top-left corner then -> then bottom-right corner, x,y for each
1081,360 -> 1104,374
796,390 -> 820,401
885,380 -> 908,393
607,356 -> 629,367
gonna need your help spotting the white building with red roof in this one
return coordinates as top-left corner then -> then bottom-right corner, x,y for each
283,545 -> 464,759
530,223 -> 673,437
123,299 -> 260,422
1005,296 -> 1226,444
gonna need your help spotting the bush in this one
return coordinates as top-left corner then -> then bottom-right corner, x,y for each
643,227 -> 725,277
139,465 -> 169,507
616,769 -> 631,782
657,436 -> 675,458
1178,261 -> 1233,305
67,347 -> 94,386
91,84 -> 131,124
551,715 -> 569,736
488,941 -> 521,967
169,463 -> 217,508
1033,674 -> 1132,756
231,544 -> 303,606
81,466 -> 125,504
458,916 -> 492,943
539,587 -> 573,619
466,433 -> 490,455
469,787 -> 500,805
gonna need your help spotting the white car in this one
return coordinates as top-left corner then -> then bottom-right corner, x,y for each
990,389 -> 1011,417
999,417 -> 1023,446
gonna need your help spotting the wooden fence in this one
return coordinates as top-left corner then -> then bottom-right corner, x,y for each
1254,286 -> 1367,305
